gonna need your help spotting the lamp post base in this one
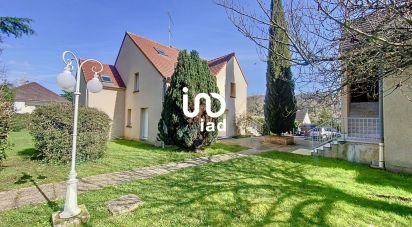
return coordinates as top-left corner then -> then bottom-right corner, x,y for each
60,173 -> 80,219
59,207 -> 81,219
52,204 -> 90,227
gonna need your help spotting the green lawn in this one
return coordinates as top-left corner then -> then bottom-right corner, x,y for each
1,151 -> 412,226
0,130 -> 247,191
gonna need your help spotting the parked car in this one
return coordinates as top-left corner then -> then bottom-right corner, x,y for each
294,130 -> 305,136
309,127 -> 339,137
298,124 -> 317,136
309,128 -> 323,137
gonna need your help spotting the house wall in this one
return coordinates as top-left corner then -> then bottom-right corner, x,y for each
215,64 -> 228,138
79,74 -> 87,106
383,67 -> 412,173
13,101 -> 35,114
87,88 -> 125,139
115,35 -> 164,143
223,57 -> 248,137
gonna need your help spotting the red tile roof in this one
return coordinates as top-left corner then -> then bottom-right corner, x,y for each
80,60 -> 125,89
208,52 -> 235,76
126,32 -> 235,77
14,82 -> 68,103
80,33 -> 238,90
127,32 -> 179,78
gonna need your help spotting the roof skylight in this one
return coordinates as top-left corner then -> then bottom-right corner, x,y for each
100,75 -> 113,83
154,47 -> 168,56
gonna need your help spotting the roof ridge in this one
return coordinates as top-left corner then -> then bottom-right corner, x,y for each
208,52 -> 235,63
16,81 -> 36,88
126,31 -> 180,51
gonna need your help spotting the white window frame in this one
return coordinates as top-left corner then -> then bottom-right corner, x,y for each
127,109 -> 132,127
230,82 -> 236,98
134,73 -> 140,92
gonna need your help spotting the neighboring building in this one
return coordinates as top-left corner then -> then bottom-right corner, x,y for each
314,11 -> 412,173
295,110 -> 311,125
80,32 -> 248,143
295,110 -> 313,135
13,82 -> 69,113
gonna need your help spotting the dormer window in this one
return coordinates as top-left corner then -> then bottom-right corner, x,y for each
154,47 -> 167,56
100,74 -> 112,83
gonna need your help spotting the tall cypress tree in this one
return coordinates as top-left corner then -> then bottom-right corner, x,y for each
264,0 -> 296,135
158,50 -> 221,150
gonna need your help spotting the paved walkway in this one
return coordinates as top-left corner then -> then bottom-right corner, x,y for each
0,137 -> 312,212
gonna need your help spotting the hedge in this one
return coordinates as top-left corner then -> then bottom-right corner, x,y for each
0,85 -> 14,163
11,113 -> 31,132
29,104 -> 111,163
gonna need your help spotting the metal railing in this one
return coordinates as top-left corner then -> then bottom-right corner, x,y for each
307,119 -> 342,152
343,117 -> 381,142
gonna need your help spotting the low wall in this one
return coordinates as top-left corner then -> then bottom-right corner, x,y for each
323,142 -> 379,165
264,135 -> 294,145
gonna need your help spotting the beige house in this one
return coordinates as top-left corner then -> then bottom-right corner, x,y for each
341,64 -> 412,174
340,12 -> 412,174
80,32 -> 247,143
314,12 -> 412,174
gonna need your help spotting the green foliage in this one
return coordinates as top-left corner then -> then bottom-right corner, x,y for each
29,104 -> 111,163
293,120 -> 299,129
3,151 -> 412,226
264,0 -> 296,135
235,113 -> 252,134
0,17 -> 34,41
317,106 -> 333,125
60,90 -> 73,103
11,113 -> 30,132
0,16 -> 34,164
158,50 -> 221,150
0,84 -> 14,163
1,130 -> 247,191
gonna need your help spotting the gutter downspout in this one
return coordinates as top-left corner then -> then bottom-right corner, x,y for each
378,53 -> 385,169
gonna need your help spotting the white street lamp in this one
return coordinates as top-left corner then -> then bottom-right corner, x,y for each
56,51 -> 103,219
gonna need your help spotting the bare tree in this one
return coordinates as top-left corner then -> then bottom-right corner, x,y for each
216,0 -> 412,102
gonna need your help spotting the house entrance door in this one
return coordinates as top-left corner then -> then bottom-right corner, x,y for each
140,108 -> 148,140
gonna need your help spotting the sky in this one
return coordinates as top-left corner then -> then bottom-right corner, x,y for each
0,0 -> 267,95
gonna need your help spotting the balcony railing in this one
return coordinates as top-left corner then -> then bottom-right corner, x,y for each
343,117 -> 381,142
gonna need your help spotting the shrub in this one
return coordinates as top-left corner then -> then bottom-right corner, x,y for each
0,84 -> 14,164
158,50 -> 221,150
29,104 -> 111,163
11,113 -> 31,131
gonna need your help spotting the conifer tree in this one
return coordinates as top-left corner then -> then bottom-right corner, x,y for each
264,0 -> 296,135
158,50 -> 221,150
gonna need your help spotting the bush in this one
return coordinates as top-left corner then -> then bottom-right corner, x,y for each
0,84 -> 14,164
11,113 -> 31,131
29,104 -> 111,163
158,50 -> 221,150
